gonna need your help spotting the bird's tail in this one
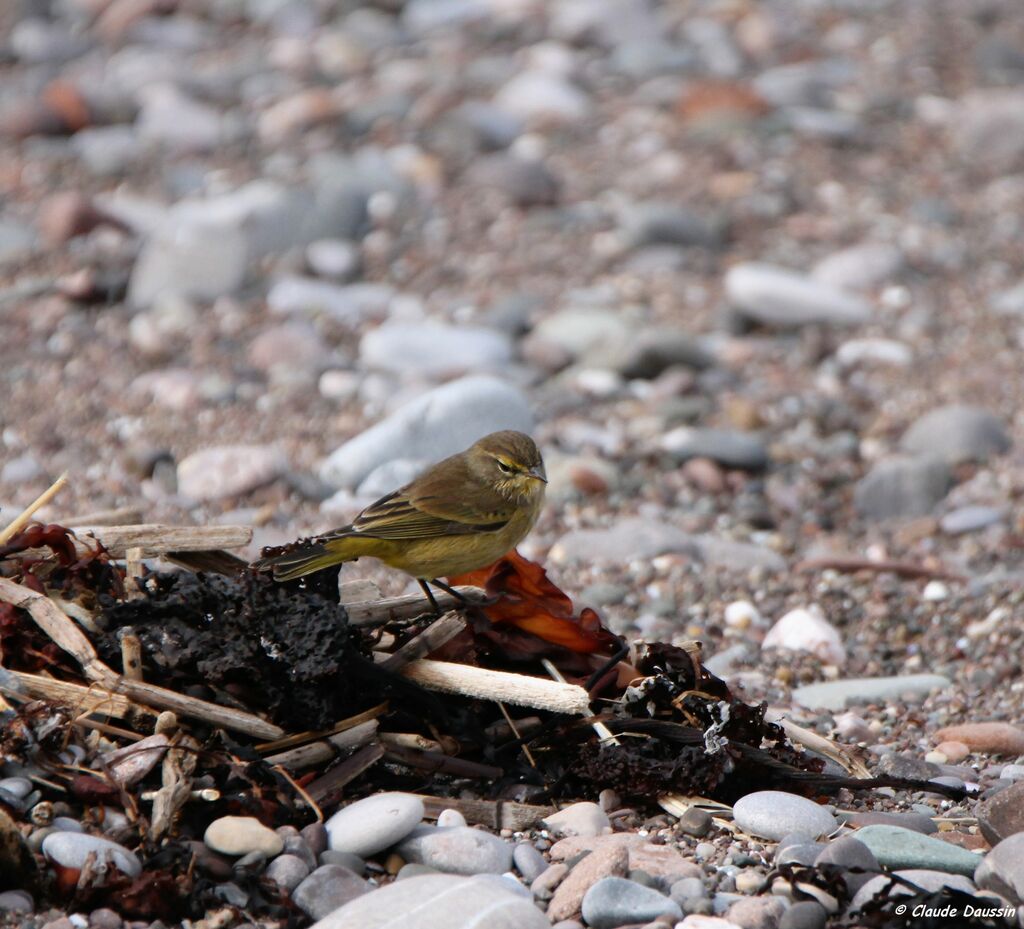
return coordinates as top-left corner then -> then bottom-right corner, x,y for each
252,534 -> 363,581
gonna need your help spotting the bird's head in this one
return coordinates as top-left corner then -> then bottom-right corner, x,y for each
468,430 -> 547,504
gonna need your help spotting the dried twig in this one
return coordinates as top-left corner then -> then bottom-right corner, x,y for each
256,703 -> 388,754
265,720 -> 379,770
120,631 -> 143,681
2,671 -> 134,718
306,741 -> 385,807
796,556 -> 964,582
346,587 -> 488,627
0,472 -> 68,545
771,715 -> 872,779
379,612 -> 465,671
400,658 -> 591,715
382,744 -> 502,780
70,524 -> 252,558
416,795 -> 553,830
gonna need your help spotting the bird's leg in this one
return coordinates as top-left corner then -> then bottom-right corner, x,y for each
418,578 -> 442,616
428,578 -> 499,609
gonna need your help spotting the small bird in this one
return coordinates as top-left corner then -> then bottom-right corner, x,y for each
253,430 -> 547,610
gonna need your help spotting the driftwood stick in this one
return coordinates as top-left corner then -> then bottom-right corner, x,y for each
70,524 -> 252,558
2,671 -> 134,718
383,744 -> 502,779
401,658 -> 591,715
379,731 -> 459,754
124,546 -> 145,599
255,703 -> 388,754
346,587 -> 488,627
0,472 -> 68,545
379,613 -> 465,671
120,631 -> 143,681
796,556 -> 963,582
771,715 -> 872,779
307,741 -> 385,807
265,720 -> 379,770
416,795 -> 553,831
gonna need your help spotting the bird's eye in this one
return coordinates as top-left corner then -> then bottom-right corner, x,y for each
496,460 -> 513,474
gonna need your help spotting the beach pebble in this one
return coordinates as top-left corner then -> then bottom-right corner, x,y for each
396,826 -> 513,875
204,817 -> 284,858
851,825 -> 982,876
900,405 -> 1011,465
581,876 -> 682,929
542,802 -> 610,838
325,793 -> 424,858
732,792 -> 837,841
293,865 -> 369,920
42,833 -> 141,878
762,607 -> 846,667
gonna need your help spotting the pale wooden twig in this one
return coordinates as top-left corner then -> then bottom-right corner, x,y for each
416,795 -> 553,831
771,715 -> 873,779
1,672 -> 133,718
346,587 -> 488,627
0,472 -> 68,545
150,733 -> 199,841
273,763 -> 324,822
124,546 -> 145,599
256,703 -> 387,754
542,658 -> 614,743
400,658 -> 591,714
70,524 -> 252,558
120,631 -> 143,681
379,731 -> 458,754
265,720 -> 379,770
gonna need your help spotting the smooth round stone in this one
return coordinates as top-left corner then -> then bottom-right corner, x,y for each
975,832 -> 1024,902
840,811 -> 937,834
779,900 -> 828,929
437,809 -> 467,829
851,825 -> 982,877
265,854 -> 310,892
733,792 -> 837,841
814,836 -> 879,893
42,832 -> 141,878
0,890 -> 33,913
89,907 -> 122,929
0,777 -> 32,799
52,818 -> 84,833
301,822 -> 329,857
292,864 -> 369,920
397,826 -> 513,875
396,863 -> 439,880
319,850 -> 367,874
542,802 -> 611,838
325,792 -> 424,858
204,816 -> 284,858
513,842 -> 547,884
581,877 -> 682,929
728,895 -> 786,928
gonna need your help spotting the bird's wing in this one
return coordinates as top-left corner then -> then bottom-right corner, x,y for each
342,485 -> 514,540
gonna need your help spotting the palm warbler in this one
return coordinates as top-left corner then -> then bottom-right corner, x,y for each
253,430 -> 547,607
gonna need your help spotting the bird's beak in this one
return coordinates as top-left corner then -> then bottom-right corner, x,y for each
528,464 -> 548,484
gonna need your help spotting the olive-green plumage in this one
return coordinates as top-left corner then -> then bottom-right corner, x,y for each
253,430 -> 546,583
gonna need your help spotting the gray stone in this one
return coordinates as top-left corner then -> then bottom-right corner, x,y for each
513,842 -> 547,883
792,674 -> 951,710
814,836 -> 879,894
542,802 -> 610,838
617,202 -> 725,249
71,127 -> 141,177
835,338 -> 912,369
901,405 -> 1011,464
992,280 -> 1024,316
397,826 -> 513,875
581,876 -> 682,929
779,900 -> 828,929
319,376 -> 533,489
853,456 -> 952,519
213,881 -> 249,907
951,89 -> 1024,176
468,155 -> 560,206
0,217 -> 36,267
940,505 -> 1005,535
661,427 -> 769,470
357,458 -> 430,499
493,71 -> 591,124
306,240 -> 362,282
0,454 -> 43,484
359,323 -> 514,378
753,59 -> 856,108
0,778 -> 33,800
266,854 -> 311,892
975,833 -> 1024,904
852,825 -> 983,877
850,869 -> 977,912
727,895 -> 786,929
325,793 -> 424,858
841,811 -> 937,835
308,873 -> 549,929
732,792 -> 837,842
293,865 -> 369,920
41,832 -> 141,878
136,85 -> 225,152
677,807 -> 712,838
811,243 -> 903,293
529,308 -> 632,361
614,329 -> 715,379
0,890 -> 33,913
248,323 -> 331,380
725,263 -> 872,328
319,851 -> 366,874
776,842 -> 826,867
268,278 -> 392,322
177,445 -> 288,502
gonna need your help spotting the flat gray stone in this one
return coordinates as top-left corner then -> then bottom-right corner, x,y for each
792,674 -> 951,710
581,876 -> 681,929
359,323 -> 513,377
319,376 -> 533,489
732,792 -> 837,841
41,832 -> 141,878
293,865 -> 369,921
396,826 -> 513,875
814,836 -> 880,894
940,505 -> 1006,535
325,793 -> 424,858
661,427 -> 769,470
309,873 -> 550,929
266,854 -> 311,892
725,262 -> 872,328
975,832 -> 1024,904
901,405 -> 1011,465
177,444 -> 288,502
854,456 -> 952,519
852,825 -> 983,877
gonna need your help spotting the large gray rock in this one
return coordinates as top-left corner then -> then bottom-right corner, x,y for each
309,873 -> 549,929
975,832 -> 1024,904
725,263 -> 872,328
792,674 -> 951,711
581,877 -> 681,929
900,405 -> 1011,464
853,456 -> 952,519
396,826 -> 513,875
852,826 -> 982,877
359,323 -> 514,377
319,376 -> 533,489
